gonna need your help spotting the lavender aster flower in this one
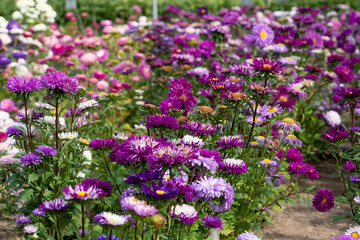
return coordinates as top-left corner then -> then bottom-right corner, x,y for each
182,121 -> 217,135
312,189 -> 334,212
274,118 -> 301,132
40,71 -> 78,94
220,158 -> 248,174
16,215 -> 31,224
221,11 -> 239,25
36,145 -> 57,156
32,208 -> 45,216
94,212 -> 129,225
237,231 -> 261,240
89,138 -> 117,149
216,136 -> 244,148
62,183 -> 106,200
20,153 -> 42,166
252,23 -> 274,47
146,114 -> 179,130
134,204 -> 158,216
7,76 -> 40,93
170,204 -> 199,224
344,225 -> 360,239
324,110 -> 341,127
39,198 -> 70,211
93,235 -> 120,240
191,149 -> 220,174
202,215 -> 223,229
322,127 -> 349,142
23,224 -> 37,234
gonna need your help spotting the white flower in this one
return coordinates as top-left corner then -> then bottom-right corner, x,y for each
113,132 -> 128,140
23,224 -> 38,234
76,171 -> 85,178
78,100 -> 98,111
134,96 -> 143,100
44,116 -> 66,126
33,23 -> 47,32
58,132 -> 78,140
181,135 -> 204,147
95,212 -> 129,225
12,11 -> 23,20
83,150 -> 92,161
345,225 -> 360,238
135,101 -> 145,106
9,28 -> 23,35
135,89 -> 144,94
354,196 -> 360,205
134,124 -> 146,130
170,204 -> 198,219
324,110 -> 341,128
35,101 -> 54,110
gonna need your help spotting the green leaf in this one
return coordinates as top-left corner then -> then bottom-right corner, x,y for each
333,214 -> 350,221
90,225 -> 103,238
20,189 -> 34,200
28,173 -> 38,183
335,196 -> 348,203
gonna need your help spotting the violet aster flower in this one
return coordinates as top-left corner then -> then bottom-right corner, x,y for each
40,71 -> 79,94
237,231 -> 261,240
32,208 -> 45,216
23,224 -> 37,234
39,198 -> 70,211
191,149 -> 221,174
202,215 -> 223,229
82,178 -> 113,195
312,189 -> 334,212
322,127 -> 350,142
112,61 -> 136,74
334,65 -> 354,83
93,235 -> 120,240
350,175 -> 360,182
20,153 -> 42,166
62,183 -> 106,200
336,86 -> 360,99
146,114 -> 179,130
197,6 -> 208,15
141,181 -> 178,200
125,170 -> 162,184
344,226 -> 360,239
89,138 -> 117,149
220,158 -> 248,174
159,97 -> 183,114
344,160 -> 355,171
259,158 -> 277,166
94,212 -> 129,225
181,135 -> 205,147
6,126 -> 25,136
16,215 -> 31,224
170,204 -> 199,224
274,118 -> 301,132
252,23 -> 274,47
251,58 -> 281,74
221,11 -> 239,25
181,121 -> 217,135
134,204 -> 158,216
331,235 -> 357,240
7,76 -> 40,93
146,144 -> 194,168
216,135 -> 244,148
286,148 -> 303,163
36,145 -> 57,156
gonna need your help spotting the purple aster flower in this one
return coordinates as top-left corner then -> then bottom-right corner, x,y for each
304,31 -> 323,48
23,224 -> 37,234
40,71 -> 78,94
336,86 -> 360,98
312,189 -> 334,212
322,127 -> 350,142
286,148 -> 303,163
221,11 -> 239,25
82,178 -> 113,195
39,198 -> 70,211
159,97 -> 182,114
216,135 -> 244,148
16,215 -> 31,224
182,121 -> 217,135
89,138 -> 117,149
344,225 -> 360,239
252,23 -> 274,47
62,183 -> 106,200
112,61 -> 136,74
237,231 -> 261,240
134,204 -> 158,216
279,56 -> 297,65
146,144 -> 194,168
198,6 -> 208,15
32,208 -> 45,216
274,118 -> 301,132
146,114 -> 179,130
125,170 -> 162,184
344,160 -> 355,171
141,181 -> 178,200
251,58 -> 281,74
7,76 -> 40,93
202,215 -> 223,229
261,105 -> 283,118
20,153 -> 42,166
94,212 -> 129,225
288,162 -> 308,176
335,65 -> 354,83
220,158 -> 248,174
259,158 -> 277,166
93,235 -> 120,240
191,149 -> 221,174
170,204 -> 199,224
303,163 -> 319,181
36,145 -> 57,156
6,126 -> 25,136
350,175 -> 360,182
168,78 -> 197,110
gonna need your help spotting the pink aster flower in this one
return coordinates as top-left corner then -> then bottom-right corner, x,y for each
0,99 -> 14,112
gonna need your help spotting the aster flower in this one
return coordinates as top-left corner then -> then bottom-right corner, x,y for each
191,149 -> 221,174
350,175 -> 360,182
354,196 -> 360,205
16,215 -> 31,224
344,161 -> 355,171
6,126 -> 25,136
121,196 -> 146,211
146,114 -> 179,130
252,23 -> 274,47
182,121 -> 217,135
288,85 -> 308,98
62,183 -> 106,200
334,65 -> 354,83
78,100 -> 98,111
336,86 -> 360,99
170,204 -> 199,224
82,178 -> 113,195
259,158 -> 277,166
7,76 -> 40,93
23,224 -> 37,234
279,56 -> 297,65
254,136 -> 267,144
345,226 -> 360,239
39,198 -> 70,211
58,132 -> 78,140
216,136 -> 244,148
141,181 -> 178,200
284,134 -> 303,147
125,170 -> 162,184
286,148 -> 303,164
322,127 -> 349,142
312,189 -> 334,212
40,71 -> 78,94
274,118 -> 301,132
273,43 -> 288,53
220,158 -> 248,174
181,135 -> 205,147
221,11 -> 239,25
36,145 -> 57,156
324,110 -> 341,127
134,204 -> 158,217
246,116 -> 264,125
261,105 -> 283,118
94,212 -> 129,226
237,231 -> 261,240
202,215 -> 223,229
93,235 -> 120,240
20,153 -> 42,166
251,58 -> 281,74
89,138 -> 117,149
32,208 -> 45,216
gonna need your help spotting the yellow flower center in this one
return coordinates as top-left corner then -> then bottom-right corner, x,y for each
293,88 -> 301,92
277,43 -> 284,47
287,134 -> 297,139
282,118 -> 295,124
286,57 -> 292,61
263,64 -> 272,70
76,191 -> 89,197
108,219 -> 116,222
313,38 -> 316,43
201,9 -> 206,13
322,198 -> 327,203
351,232 -> 360,238
260,31 -> 267,39
257,136 -> 265,139
267,107 -> 277,112
165,176 -> 170,180
252,117 -> 260,122
156,190 -> 165,195
251,142 -> 259,145
263,159 -> 272,163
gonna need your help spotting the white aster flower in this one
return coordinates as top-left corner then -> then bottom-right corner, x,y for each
324,110 -> 341,127
58,132 -> 78,140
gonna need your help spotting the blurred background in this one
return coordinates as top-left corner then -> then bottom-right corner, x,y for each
1,0 -> 359,24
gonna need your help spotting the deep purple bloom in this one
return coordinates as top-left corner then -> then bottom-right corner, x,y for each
350,175 -> 360,182
322,127 -> 350,142
202,215 -> 223,229
39,198 -> 70,211
336,86 -> 360,98
334,65 -> 354,83
13,51 -> 27,59
312,189 -> 334,212
36,145 -> 57,156
141,181 -> 178,200
197,6 -> 208,15
40,71 -> 79,94
182,121 -> 217,135
146,114 -> 179,130
219,158 -> 248,174
7,76 -> 40,93
89,138 -> 117,149
286,148 -> 303,163
15,215 -> 31,224
252,23 -> 274,47
344,160 -> 355,171
216,136 -> 244,148
20,153 -> 42,166
251,58 -> 281,74
221,11 -> 239,25
81,178 -> 112,195
125,170 -> 162,184
6,126 -> 25,136
93,235 -> 120,240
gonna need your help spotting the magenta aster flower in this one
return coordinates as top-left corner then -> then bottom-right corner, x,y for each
6,126 -> 25,136
40,71 -> 78,94
159,97 -> 183,114
32,208 -> 45,216
139,62 -> 151,79
312,189 -> 334,212
216,136 -> 244,148
81,178 -> 113,195
286,148 -> 303,163
62,183 -> 106,200
89,138 -> 117,149
36,145 -> 57,156
94,212 -> 129,225
334,65 -> 354,83
221,11 -> 239,25
182,121 -> 217,135
20,153 -> 42,166
202,215 -> 223,229
219,158 -> 248,174
191,149 -> 221,174
251,58 -> 281,74
336,86 -> 360,98
39,198 -> 70,211
344,160 -> 355,171
170,204 -> 199,224
322,127 -> 349,142
252,23 -> 274,47
7,76 -> 40,93
146,114 -> 179,130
